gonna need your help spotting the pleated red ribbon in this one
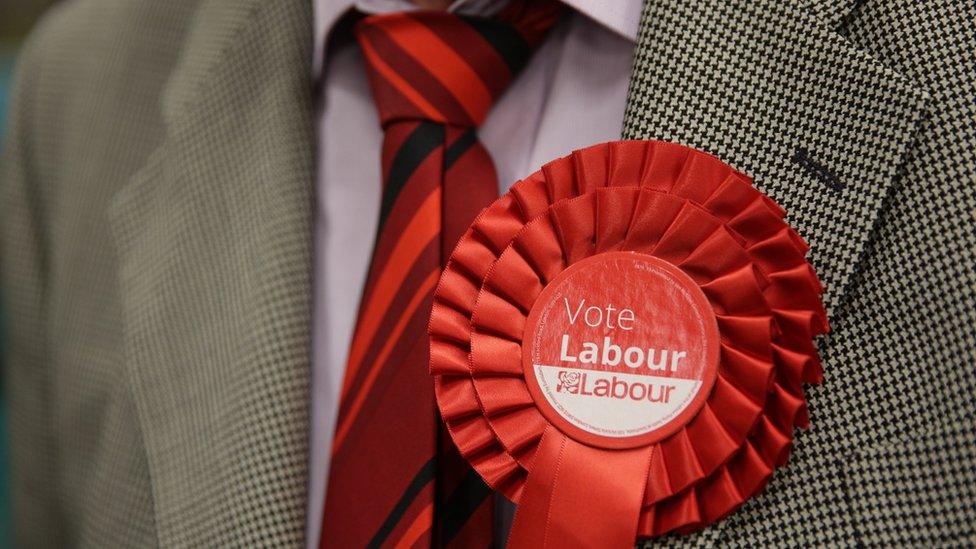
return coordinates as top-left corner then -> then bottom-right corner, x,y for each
428,141 -> 828,547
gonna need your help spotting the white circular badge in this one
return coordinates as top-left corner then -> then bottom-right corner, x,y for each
522,252 -> 720,449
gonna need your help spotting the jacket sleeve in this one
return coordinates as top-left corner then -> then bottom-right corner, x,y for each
1,20 -> 65,548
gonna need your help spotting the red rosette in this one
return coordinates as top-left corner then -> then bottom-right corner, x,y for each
429,141 -> 828,546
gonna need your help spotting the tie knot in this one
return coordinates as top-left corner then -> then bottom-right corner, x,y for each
356,1 -> 562,128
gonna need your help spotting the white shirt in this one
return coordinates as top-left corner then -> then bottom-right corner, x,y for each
310,0 -> 639,544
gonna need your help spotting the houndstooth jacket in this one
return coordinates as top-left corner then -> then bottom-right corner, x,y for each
1,0 -> 973,546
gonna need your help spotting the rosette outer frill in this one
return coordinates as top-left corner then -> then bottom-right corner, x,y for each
429,141 -> 828,546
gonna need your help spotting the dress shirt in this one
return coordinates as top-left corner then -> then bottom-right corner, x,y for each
310,0 -> 640,544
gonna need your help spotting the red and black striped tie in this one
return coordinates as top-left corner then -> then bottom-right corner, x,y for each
321,3 -> 561,548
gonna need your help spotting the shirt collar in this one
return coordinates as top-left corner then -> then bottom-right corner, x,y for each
313,0 -> 641,79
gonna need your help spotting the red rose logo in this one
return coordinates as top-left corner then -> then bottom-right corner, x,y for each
557,370 -> 582,392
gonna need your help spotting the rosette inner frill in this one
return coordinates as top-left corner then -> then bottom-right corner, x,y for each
428,140 -> 828,539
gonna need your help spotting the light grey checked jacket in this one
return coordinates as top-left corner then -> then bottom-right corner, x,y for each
1,0 -> 973,546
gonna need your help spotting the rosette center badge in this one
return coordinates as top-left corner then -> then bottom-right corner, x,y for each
524,252 -> 719,448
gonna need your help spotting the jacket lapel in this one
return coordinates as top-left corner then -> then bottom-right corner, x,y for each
623,0 -> 929,545
623,0 -> 929,317
108,0 -> 315,545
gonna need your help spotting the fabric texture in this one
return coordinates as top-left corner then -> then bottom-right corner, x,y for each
0,0 -> 972,547
2,1 -> 317,546
624,0 -> 975,546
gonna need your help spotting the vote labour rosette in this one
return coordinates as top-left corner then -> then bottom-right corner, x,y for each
428,141 -> 829,548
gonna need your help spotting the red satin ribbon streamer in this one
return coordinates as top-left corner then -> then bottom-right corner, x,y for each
509,428 -> 653,548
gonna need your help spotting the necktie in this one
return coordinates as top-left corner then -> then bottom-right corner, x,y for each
321,3 -> 561,548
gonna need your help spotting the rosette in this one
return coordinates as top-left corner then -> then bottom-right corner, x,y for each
429,141 -> 828,547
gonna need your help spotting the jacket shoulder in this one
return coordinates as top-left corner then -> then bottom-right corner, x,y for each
11,0 -> 202,154
4,0 -> 203,196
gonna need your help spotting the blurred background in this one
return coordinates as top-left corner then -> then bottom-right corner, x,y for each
2,0 -> 59,545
